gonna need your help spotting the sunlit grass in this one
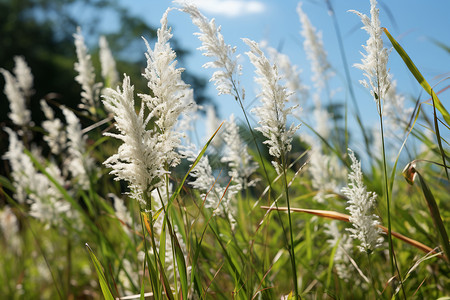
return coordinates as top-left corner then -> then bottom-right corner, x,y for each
0,1 -> 449,299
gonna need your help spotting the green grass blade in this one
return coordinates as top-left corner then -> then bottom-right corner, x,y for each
162,205 -> 188,299
415,171 -> 450,263
141,213 -> 174,300
173,231 -> 188,300
85,243 -> 115,300
326,239 -> 339,290
209,223 -> 247,295
383,27 -> 450,125
429,38 -> 450,54
0,175 -> 15,192
431,91 -> 449,180
167,122 -> 224,211
140,274 -> 146,300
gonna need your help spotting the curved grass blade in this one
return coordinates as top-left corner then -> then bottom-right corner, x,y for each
326,238 -> 340,290
141,213 -> 175,300
414,171 -> 450,263
173,230 -> 188,300
85,243 -> 115,300
0,175 -> 15,192
431,91 -> 449,180
383,28 -> 450,125
166,121 -> 224,211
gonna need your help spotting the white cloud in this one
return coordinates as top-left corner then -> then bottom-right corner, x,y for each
186,0 -> 265,17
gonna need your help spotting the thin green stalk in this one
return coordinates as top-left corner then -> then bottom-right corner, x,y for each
140,195 -> 161,300
231,79 -> 293,294
66,237 -> 72,297
163,175 -> 180,299
378,105 -> 406,299
366,252 -> 378,300
281,152 -> 299,299
30,222 -> 65,299
377,102 -> 394,270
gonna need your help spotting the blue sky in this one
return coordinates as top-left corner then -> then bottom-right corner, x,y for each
99,0 -> 449,147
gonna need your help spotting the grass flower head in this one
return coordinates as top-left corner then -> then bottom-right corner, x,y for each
103,76 -> 167,205
180,3 -> 241,98
74,27 -> 103,113
1,66 -> 31,127
350,0 -> 390,105
99,36 -> 119,88
297,2 -> 334,92
244,38 -> 300,173
342,149 -> 383,253
140,8 -> 192,169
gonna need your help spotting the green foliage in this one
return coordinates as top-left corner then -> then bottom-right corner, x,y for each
86,243 -> 115,300
0,1 -> 449,299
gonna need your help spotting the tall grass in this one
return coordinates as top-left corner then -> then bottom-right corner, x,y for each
0,1 -> 449,299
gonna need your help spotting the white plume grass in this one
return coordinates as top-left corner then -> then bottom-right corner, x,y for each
244,38 -> 300,173
309,149 -> 345,203
62,107 -> 96,190
3,128 -> 80,231
99,36 -> 119,88
40,100 -> 67,155
297,3 -> 334,92
264,44 -> 308,106
180,3 -> 242,99
0,206 -> 21,254
74,27 -> 103,113
350,0 -> 390,106
103,76 -> 167,205
221,114 -> 259,189
1,65 -> 32,127
325,221 -> 355,282
139,8 -> 193,169
13,56 -> 34,98
342,149 -> 383,253
103,9 -> 191,205
182,144 -> 240,229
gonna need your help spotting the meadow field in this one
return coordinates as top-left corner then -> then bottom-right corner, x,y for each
1,0 -> 449,299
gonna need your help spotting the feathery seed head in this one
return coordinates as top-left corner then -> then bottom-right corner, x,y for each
3,128 -> 81,231
342,149 -> 383,253
297,3 -> 334,92
180,3 -> 242,98
244,38 -> 300,173
1,67 -> 31,127
309,149 -> 345,203
350,0 -> 391,105
325,221 -> 355,282
74,27 -> 103,113
40,100 -> 67,155
264,45 -> 309,105
103,75 -> 167,205
140,8 -> 192,168
62,107 -> 96,190
182,144 -> 240,228
221,114 -> 259,189
99,36 -> 119,88
13,56 -> 34,98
